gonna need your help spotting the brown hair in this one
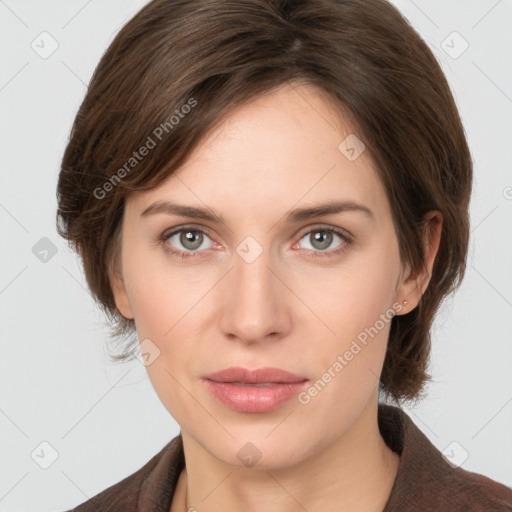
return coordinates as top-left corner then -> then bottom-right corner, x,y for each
56,0 -> 472,404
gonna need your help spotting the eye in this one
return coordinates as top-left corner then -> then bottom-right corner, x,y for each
161,227 -> 214,258
295,227 -> 351,258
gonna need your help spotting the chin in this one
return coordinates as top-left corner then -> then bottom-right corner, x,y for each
204,433 -> 313,471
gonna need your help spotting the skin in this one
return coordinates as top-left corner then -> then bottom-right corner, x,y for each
110,81 -> 442,512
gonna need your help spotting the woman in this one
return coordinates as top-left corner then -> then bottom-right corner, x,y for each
56,0 -> 512,510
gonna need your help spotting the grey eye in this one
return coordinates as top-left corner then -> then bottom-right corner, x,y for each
299,230 -> 342,251
168,229 -> 213,252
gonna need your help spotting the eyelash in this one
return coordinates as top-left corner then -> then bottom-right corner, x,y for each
159,225 -> 352,260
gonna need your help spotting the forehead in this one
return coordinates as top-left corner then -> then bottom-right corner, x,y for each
127,83 -> 390,225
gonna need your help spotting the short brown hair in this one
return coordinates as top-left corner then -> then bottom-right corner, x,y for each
56,0 -> 472,404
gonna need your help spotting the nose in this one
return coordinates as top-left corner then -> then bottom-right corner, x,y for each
218,241 -> 291,345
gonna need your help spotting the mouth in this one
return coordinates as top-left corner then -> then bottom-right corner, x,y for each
203,366 -> 308,384
230,382 -> 282,387
202,367 -> 309,413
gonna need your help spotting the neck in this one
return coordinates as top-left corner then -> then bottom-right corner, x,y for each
172,400 -> 399,512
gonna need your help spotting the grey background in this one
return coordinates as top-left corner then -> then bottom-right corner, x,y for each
0,0 -> 511,510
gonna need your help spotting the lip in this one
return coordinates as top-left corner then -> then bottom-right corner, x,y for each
204,366 -> 307,384
203,367 -> 309,413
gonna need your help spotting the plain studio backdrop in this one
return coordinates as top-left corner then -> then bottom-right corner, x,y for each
0,1 -> 511,511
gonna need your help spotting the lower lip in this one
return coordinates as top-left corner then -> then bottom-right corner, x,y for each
203,379 -> 309,413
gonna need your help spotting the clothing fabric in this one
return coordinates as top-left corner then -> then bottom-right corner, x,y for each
67,404 -> 512,511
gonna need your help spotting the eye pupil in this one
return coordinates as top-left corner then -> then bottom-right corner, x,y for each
181,230 -> 203,250
311,230 -> 332,250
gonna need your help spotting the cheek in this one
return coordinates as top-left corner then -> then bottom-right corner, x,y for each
127,286 -> 170,340
311,241 -> 399,337
123,256 -> 205,419
302,240 -> 400,388
122,250 -> 209,391
122,246 -> 201,338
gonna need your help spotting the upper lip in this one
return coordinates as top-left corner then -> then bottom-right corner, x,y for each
204,366 -> 308,384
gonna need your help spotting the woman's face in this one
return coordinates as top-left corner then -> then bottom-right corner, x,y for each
111,82 -> 417,469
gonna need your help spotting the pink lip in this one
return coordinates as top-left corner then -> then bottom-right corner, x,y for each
204,366 -> 307,384
203,367 -> 309,413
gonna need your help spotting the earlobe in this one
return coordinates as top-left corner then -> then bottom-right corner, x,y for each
394,211 -> 443,314
109,269 -> 135,320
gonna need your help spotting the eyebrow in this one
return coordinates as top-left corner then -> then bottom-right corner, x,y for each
140,200 -> 374,224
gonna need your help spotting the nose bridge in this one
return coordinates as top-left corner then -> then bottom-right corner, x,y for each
220,236 -> 287,342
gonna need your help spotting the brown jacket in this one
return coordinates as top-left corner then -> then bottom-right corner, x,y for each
68,404 -> 512,511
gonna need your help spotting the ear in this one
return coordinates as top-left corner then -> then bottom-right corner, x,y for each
394,211 -> 443,315
109,267 -> 135,320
